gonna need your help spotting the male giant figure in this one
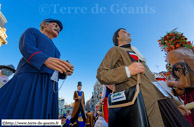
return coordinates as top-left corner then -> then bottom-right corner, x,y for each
97,28 -> 191,127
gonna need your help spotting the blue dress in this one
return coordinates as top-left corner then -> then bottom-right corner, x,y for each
0,28 -> 64,119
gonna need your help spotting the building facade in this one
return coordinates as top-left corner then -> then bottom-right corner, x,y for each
86,80 -> 103,112
58,98 -> 65,116
0,5 -> 8,46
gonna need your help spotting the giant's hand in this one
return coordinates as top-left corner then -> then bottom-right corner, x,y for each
128,62 -> 145,76
44,57 -> 74,75
178,105 -> 191,116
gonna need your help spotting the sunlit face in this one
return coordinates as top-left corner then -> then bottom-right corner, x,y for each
117,29 -> 132,44
78,86 -> 82,90
44,22 -> 61,38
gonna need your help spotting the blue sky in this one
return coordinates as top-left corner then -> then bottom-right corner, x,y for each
1,0 -> 194,104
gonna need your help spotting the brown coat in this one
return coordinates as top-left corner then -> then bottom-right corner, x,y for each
71,91 -> 85,119
97,46 -> 172,127
85,112 -> 96,127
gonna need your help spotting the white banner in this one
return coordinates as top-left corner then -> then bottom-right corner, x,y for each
1,119 -> 61,126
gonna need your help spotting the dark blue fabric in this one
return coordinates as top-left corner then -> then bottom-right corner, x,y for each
0,73 -> 58,119
77,91 -> 82,97
78,121 -> 85,127
0,28 -> 61,120
66,119 -> 71,125
105,87 -> 112,97
15,28 -> 61,75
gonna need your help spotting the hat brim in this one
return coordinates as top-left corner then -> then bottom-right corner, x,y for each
61,116 -> 66,119
44,19 -> 63,31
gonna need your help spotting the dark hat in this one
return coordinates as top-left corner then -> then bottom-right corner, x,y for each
0,64 -> 15,72
78,113 -> 82,117
60,113 -> 66,119
43,18 -> 63,31
112,28 -> 126,46
77,81 -> 82,87
61,115 -> 66,119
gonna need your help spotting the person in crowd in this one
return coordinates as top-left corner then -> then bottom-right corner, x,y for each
0,64 -> 15,88
61,114 -> 70,127
101,84 -> 114,123
77,113 -> 85,127
66,110 -> 71,120
85,110 -> 96,127
94,112 -> 108,127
